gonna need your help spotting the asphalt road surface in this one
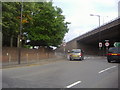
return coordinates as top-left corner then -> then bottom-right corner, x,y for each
2,57 -> 119,88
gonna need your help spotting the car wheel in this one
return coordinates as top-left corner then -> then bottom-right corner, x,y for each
79,58 -> 83,61
82,57 -> 84,60
70,57 -> 72,61
107,59 -> 111,63
81,56 -> 84,60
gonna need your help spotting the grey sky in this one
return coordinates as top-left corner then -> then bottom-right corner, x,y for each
53,0 -> 119,42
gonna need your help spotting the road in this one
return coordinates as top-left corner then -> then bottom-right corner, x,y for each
2,57 -> 119,88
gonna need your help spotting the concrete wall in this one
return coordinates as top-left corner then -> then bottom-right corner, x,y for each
56,39 -> 78,54
65,39 -> 79,51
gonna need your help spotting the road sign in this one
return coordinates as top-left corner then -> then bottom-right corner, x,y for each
105,42 -> 109,47
99,42 -> 102,47
114,42 -> 120,47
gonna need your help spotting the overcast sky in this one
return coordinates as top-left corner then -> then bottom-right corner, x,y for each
53,0 -> 119,42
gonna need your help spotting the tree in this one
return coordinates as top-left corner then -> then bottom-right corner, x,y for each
2,2 -> 70,48
2,2 -> 34,47
2,2 -> 21,47
26,2 -> 70,47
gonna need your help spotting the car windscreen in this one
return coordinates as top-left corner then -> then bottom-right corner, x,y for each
71,51 -> 81,53
71,49 -> 81,53
108,47 -> 120,53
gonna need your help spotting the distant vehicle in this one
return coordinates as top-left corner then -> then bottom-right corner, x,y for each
68,49 -> 84,61
107,47 -> 120,63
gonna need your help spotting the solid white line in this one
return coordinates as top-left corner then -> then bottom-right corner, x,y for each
66,81 -> 81,88
99,66 -> 117,74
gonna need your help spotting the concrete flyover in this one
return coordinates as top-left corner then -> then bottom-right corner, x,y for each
57,17 -> 120,55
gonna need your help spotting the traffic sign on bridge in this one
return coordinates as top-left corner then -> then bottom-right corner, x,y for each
99,42 -> 102,48
105,42 -> 110,47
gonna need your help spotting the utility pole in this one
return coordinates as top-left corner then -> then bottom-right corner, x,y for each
18,0 -> 23,64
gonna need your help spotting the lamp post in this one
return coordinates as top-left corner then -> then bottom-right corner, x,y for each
90,14 -> 101,42
102,16 -> 108,24
90,14 -> 100,27
90,14 -> 102,55
62,39 -> 66,57
18,0 -> 23,64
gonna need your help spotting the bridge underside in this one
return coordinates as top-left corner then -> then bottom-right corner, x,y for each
77,24 -> 120,55
56,18 -> 120,56
78,24 -> 120,45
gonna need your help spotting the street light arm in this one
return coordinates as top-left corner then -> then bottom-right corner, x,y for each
90,14 -> 100,26
90,14 -> 100,17
90,14 -> 94,16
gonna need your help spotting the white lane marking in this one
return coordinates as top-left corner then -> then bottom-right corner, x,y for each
66,81 -> 81,88
99,66 -> 117,74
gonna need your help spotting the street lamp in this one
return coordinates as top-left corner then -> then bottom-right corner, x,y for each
90,14 -> 102,55
102,16 -> 108,24
62,39 -> 66,57
90,14 -> 100,27
90,14 -> 101,41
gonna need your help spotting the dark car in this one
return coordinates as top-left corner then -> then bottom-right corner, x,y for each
69,49 -> 84,61
107,47 -> 120,63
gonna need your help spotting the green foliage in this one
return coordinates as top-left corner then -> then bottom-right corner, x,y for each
2,2 -> 21,46
2,2 -> 70,47
23,45 -> 32,49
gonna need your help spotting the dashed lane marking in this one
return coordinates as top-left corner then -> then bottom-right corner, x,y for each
98,66 -> 117,74
66,81 -> 82,88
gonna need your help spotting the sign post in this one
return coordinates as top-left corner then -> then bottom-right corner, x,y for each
62,40 -> 66,57
98,42 -> 102,56
105,40 -> 110,48
99,42 -> 102,50
105,40 -> 110,54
